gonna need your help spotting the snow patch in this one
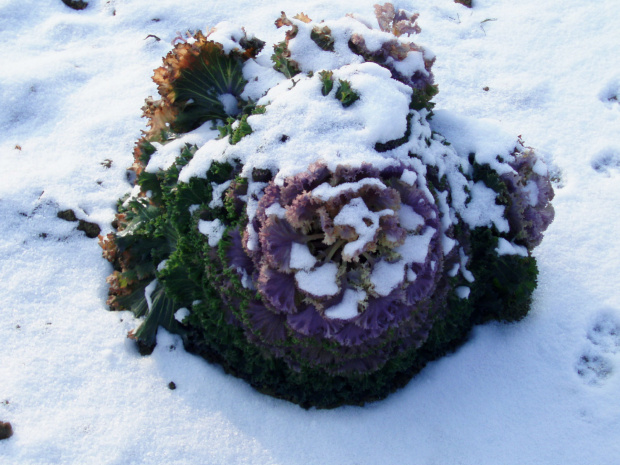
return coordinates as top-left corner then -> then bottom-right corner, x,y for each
334,197 -> 393,260
264,202 -> 287,218
146,124 -> 219,174
144,279 -> 158,311
400,169 -> 417,186
459,247 -> 475,283
174,307 -> 190,323
218,93 -> 239,116
289,242 -> 317,270
198,219 -> 226,247
456,286 -> 470,299
460,181 -> 509,232
207,21 -> 250,53
311,178 -> 387,201
324,289 -> 366,320
295,262 -> 339,297
371,260 -> 405,296
496,238 -> 528,257
397,227 -> 436,264
208,180 -> 232,208
523,180 -> 539,207
430,110 -> 518,175
398,204 -> 425,231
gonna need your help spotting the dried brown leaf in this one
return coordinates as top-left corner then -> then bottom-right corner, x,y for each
293,12 -> 312,23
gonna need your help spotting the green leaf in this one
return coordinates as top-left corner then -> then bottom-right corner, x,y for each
410,84 -> 439,111
218,115 -> 253,145
310,26 -> 335,52
173,47 -> 247,132
130,284 -> 185,354
115,281 -> 150,318
335,80 -> 360,107
272,41 -> 301,79
319,71 -> 334,96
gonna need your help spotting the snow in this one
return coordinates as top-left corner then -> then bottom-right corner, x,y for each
217,93 -> 239,116
311,178 -> 387,201
370,259 -> 406,296
242,181 -> 268,224
533,158 -> 548,176
431,110 -> 517,175
178,61 -> 413,186
370,227 -> 436,296
324,289 -> 366,320
496,238 -> 528,257
400,168 -> 417,186
205,21 -> 251,54
174,307 -> 190,323
208,180 -> 232,208
459,247 -> 476,283
289,242 -> 317,271
285,16 -> 389,74
523,179 -> 539,206
456,286 -> 471,299
146,124 -> 219,173
241,58 -> 286,102
1,0 -> 620,464
264,202 -> 287,219
397,227 -> 436,264
398,203 -> 425,231
390,50 -> 427,77
198,219 -> 225,247
333,197 -> 393,260
144,279 -> 158,310
460,181 -> 510,232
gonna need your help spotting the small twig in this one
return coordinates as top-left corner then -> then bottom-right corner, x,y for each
446,13 -> 461,24
479,18 -> 497,35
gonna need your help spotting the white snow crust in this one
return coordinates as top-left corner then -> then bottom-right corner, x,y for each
370,227 -> 436,296
311,178 -> 387,201
455,286 -> 471,299
174,307 -> 190,323
334,197 -> 393,260
460,181 -> 510,232
324,289 -> 366,320
400,169 -> 417,186
206,21 -> 251,54
145,124 -> 219,173
370,259 -> 406,296
295,263 -> 339,297
398,203 -> 425,231
198,219 -> 225,247
496,238 -> 528,257
289,242 -> 317,271
208,180 -> 232,208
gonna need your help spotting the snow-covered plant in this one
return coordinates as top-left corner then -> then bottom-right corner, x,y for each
101,4 -> 554,408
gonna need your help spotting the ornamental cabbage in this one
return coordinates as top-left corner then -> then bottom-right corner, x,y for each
100,4 -> 554,408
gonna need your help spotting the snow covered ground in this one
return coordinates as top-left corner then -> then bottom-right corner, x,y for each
1,0 -> 619,463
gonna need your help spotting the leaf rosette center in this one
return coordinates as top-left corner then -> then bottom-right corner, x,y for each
232,162 -> 446,352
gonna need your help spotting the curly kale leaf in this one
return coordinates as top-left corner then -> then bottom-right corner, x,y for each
129,283 -> 185,354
